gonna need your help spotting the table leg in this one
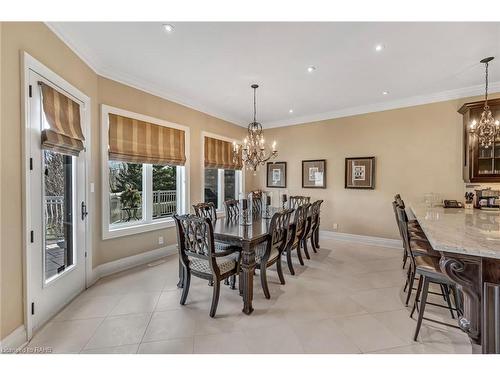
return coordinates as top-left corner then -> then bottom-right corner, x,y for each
240,241 -> 255,315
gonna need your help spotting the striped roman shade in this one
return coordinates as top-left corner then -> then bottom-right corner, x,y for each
39,82 -> 85,156
204,136 -> 242,170
108,114 -> 186,166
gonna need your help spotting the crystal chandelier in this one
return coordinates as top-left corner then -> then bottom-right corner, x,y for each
233,84 -> 278,171
470,57 -> 500,148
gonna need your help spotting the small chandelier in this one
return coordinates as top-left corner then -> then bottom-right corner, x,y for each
233,84 -> 278,171
470,56 -> 500,148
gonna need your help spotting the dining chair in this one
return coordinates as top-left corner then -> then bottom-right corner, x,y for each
395,206 -> 461,340
255,208 -> 294,299
284,203 -> 310,275
193,202 -> 217,222
303,200 -> 323,255
193,201 -> 240,286
251,190 -> 263,212
289,196 -> 310,209
224,199 -> 239,219
173,214 -> 241,317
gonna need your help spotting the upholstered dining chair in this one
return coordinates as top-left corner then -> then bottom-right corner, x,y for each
193,202 -> 217,222
250,190 -> 263,212
193,201 -> 240,286
224,199 -> 239,219
173,214 -> 241,317
303,200 -> 323,255
284,203 -> 310,275
255,208 -> 294,299
289,196 -> 310,209
395,205 -> 460,340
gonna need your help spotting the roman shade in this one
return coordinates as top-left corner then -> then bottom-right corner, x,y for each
204,136 -> 242,170
108,113 -> 186,166
39,82 -> 85,156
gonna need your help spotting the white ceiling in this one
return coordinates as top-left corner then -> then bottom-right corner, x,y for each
48,22 -> 500,128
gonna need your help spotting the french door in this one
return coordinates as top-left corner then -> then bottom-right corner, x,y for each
27,70 -> 87,336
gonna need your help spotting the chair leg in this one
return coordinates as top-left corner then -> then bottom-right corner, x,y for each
303,239 -> 311,260
286,247 -> 295,275
209,280 -> 221,318
403,263 -> 412,292
260,264 -> 271,299
180,268 -> 191,305
414,276 -> 430,341
442,284 -> 455,319
230,274 -> 236,290
277,256 -> 285,285
238,272 -> 243,296
405,266 -> 416,306
314,228 -> 320,249
310,236 -> 318,253
402,250 -> 408,269
296,243 -> 305,266
410,275 -> 423,318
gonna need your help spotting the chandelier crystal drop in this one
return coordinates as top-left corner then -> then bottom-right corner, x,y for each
470,57 -> 499,149
233,84 -> 278,171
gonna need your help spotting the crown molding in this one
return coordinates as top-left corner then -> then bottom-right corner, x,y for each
45,22 -> 246,127
46,22 -> 500,130
265,81 -> 500,128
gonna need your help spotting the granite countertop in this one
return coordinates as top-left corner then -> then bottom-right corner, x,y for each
410,204 -> 500,259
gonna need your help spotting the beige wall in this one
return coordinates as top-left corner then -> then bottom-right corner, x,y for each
250,93 -> 500,239
0,22 -> 246,340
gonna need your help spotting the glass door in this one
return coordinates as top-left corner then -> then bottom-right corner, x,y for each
28,70 -> 87,336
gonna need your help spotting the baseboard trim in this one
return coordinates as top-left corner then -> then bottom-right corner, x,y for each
92,244 -> 178,282
0,325 -> 27,353
320,230 -> 403,250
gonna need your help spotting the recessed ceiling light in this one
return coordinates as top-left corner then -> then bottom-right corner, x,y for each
307,66 -> 317,73
163,24 -> 174,33
289,109 -> 294,114
382,91 -> 389,95
375,44 -> 384,52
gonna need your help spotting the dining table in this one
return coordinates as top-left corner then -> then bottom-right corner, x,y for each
177,206 -> 313,315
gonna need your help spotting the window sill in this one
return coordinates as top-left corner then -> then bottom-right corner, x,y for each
103,218 -> 176,240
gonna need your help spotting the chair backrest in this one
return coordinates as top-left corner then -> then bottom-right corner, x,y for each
173,214 -> 219,273
392,200 -> 404,238
266,209 -> 294,256
224,199 -> 239,219
193,202 -> 217,223
289,196 -> 311,209
289,203 -> 310,245
395,205 -> 417,267
250,190 -> 263,211
310,199 -> 323,228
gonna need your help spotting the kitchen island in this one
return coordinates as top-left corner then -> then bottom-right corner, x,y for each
410,204 -> 500,354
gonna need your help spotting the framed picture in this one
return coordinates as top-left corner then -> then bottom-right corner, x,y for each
302,159 -> 326,188
266,162 -> 287,188
345,157 -> 375,189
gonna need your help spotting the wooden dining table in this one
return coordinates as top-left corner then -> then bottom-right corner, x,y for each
177,207 -> 312,315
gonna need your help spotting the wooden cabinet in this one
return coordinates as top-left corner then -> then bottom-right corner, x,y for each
459,98 -> 500,183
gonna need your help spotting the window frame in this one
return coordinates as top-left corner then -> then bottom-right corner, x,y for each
101,105 -> 190,240
201,131 -> 244,215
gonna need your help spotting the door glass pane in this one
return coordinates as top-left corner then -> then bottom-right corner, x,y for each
109,161 -> 143,225
204,168 -> 218,206
43,150 -> 74,281
224,169 -> 236,201
152,165 -> 177,219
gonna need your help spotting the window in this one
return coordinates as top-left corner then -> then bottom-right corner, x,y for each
204,168 -> 242,210
102,105 -> 189,239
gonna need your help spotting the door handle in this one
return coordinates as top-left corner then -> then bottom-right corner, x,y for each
81,201 -> 88,221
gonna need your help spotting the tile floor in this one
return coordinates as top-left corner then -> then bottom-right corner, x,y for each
26,237 -> 472,354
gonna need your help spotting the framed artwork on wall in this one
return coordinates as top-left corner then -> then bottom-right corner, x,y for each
302,159 -> 326,188
345,157 -> 375,189
266,161 -> 287,188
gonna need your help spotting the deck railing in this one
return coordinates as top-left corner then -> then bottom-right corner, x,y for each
46,190 -> 177,232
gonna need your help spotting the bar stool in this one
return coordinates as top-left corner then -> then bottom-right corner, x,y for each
395,205 -> 460,341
